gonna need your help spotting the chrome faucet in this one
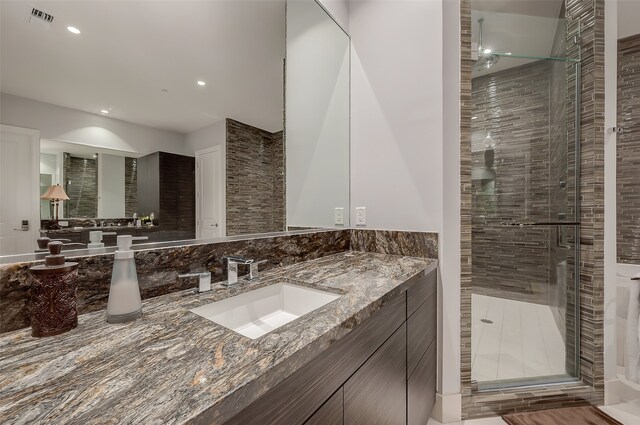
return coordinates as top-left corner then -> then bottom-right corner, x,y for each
248,260 -> 267,280
222,256 -> 267,286
178,271 -> 212,293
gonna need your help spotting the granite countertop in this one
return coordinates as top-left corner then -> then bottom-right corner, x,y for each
0,251 -> 437,425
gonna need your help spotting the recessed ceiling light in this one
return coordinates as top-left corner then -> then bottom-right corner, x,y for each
197,80 -> 206,86
505,52 -> 512,55
471,116 -> 478,120
67,26 -> 81,34
100,109 -> 110,114
483,48 -> 492,54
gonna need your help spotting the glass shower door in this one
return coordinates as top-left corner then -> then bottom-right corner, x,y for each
469,5 -> 581,389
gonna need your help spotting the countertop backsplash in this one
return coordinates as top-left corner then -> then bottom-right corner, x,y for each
0,229 -> 437,334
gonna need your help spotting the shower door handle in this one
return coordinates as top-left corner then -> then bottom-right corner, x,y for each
556,227 -> 571,249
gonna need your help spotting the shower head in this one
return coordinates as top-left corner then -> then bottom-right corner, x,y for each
474,18 -> 500,71
474,53 -> 500,70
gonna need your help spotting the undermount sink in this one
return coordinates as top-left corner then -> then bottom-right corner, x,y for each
190,283 -> 341,339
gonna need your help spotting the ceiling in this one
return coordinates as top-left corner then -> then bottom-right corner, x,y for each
0,1 -> 286,134
40,138 -> 136,159
471,0 -> 565,77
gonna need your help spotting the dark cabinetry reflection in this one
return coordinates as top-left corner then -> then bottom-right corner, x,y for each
137,152 -> 195,236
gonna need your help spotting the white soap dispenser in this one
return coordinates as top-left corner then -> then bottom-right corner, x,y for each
106,235 -> 148,324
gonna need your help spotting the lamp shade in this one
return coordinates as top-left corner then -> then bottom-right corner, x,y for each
41,184 -> 70,201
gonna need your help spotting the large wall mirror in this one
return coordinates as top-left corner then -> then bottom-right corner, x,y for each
0,0 -> 350,257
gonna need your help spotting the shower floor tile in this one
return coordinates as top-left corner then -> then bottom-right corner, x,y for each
472,294 -> 566,383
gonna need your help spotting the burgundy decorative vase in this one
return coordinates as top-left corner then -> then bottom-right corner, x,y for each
29,266 -> 79,337
29,242 -> 79,337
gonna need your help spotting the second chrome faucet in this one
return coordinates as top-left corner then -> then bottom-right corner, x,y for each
222,256 -> 267,286
178,256 -> 267,293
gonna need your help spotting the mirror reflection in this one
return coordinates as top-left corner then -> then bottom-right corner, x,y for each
0,0 -> 350,256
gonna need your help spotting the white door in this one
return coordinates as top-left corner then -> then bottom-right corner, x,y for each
196,146 -> 224,239
0,125 -> 40,255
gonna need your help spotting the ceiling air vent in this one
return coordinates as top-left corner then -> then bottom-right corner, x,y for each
30,8 -> 54,24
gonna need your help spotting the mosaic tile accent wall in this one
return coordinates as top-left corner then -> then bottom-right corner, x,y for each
63,153 -> 97,218
226,119 -> 286,236
125,157 -> 137,218
617,34 -> 640,264
460,0 -> 474,410
460,0 -> 605,418
568,0 -> 606,393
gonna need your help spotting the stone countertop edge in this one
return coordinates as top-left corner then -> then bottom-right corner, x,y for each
0,251 -> 437,425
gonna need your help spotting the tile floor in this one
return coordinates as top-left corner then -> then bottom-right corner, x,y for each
472,294 -> 567,383
427,400 -> 640,425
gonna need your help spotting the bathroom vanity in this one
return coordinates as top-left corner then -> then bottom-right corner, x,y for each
0,251 -> 437,425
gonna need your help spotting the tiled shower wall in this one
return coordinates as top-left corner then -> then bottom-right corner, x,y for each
125,157 -> 137,218
226,119 -> 285,236
471,61 -> 552,304
63,153 -> 97,218
548,14 -> 579,366
617,34 -> 640,265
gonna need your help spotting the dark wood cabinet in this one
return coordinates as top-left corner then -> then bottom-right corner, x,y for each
344,323 -> 407,425
218,268 -> 437,425
407,269 -> 437,425
137,152 -> 195,233
305,388 -> 343,425
408,341 -> 437,425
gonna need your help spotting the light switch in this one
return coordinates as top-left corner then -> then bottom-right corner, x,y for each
334,207 -> 344,225
355,207 -> 366,226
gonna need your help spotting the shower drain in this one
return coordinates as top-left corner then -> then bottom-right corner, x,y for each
480,319 -> 493,324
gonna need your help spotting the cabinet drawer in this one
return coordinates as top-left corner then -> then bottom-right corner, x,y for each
407,291 -> 437,378
305,388 -> 343,425
344,324 -> 407,425
407,340 -> 437,425
407,269 -> 436,317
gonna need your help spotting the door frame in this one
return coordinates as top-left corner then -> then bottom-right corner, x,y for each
0,124 -> 41,254
195,145 -> 225,239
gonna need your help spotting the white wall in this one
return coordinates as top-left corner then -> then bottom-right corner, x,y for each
0,93 -> 188,156
39,153 -> 58,219
286,0 -> 350,228
618,0 -> 640,39
349,0 -> 443,233
39,153 -> 58,183
440,0 -> 462,420
185,120 -> 226,154
349,0 -> 456,420
97,154 -> 126,218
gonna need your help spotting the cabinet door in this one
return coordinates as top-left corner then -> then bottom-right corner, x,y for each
344,324 -> 406,425
408,341 -> 436,425
305,388 -> 343,425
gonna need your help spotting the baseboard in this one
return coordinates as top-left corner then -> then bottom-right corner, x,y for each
432,392 -> 462,423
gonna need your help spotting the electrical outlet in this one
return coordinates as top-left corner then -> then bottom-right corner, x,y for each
355,207 -> 366,226
334,207 -> 344,225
